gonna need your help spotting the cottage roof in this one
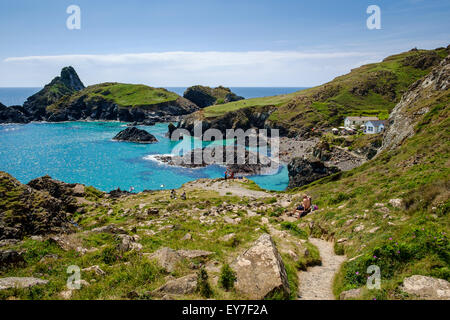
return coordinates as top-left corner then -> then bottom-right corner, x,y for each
367,120 -> 387,127
345,116 -> 379,121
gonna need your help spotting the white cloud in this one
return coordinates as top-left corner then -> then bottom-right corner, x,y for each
1,51 -> 383,87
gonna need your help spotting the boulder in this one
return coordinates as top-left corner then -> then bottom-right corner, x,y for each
0,277 -> 48,290
231,234 -> 290,299
0,250 -> 25,270
82,265 -> 106,276
339,288 -> 362,300
153,274 -> 197,295
147,247 -> 183,273
400,275 -> 450,300
287,157 -> 339,189
116,234 -> 142,252
177,249 -> 213,259
113,127 -> 158,143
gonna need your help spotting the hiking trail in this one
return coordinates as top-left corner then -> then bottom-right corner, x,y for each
297,238 -> 346,300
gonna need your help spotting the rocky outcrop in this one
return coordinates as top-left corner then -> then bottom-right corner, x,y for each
27,175 -> 86,213
153,145 -> 279,176
0,277 -> 48,290
231,234 -> 290,299
0,250 -> 26,270
381,55 -> 450,152
339,288 -> 362,300
0,171 -> 74,240
147,247 -> 213,273
177,105 -> 277,136
183,85 -> 244,108
113,127 -> 158,143
287,156 -> 339,189
153,274 -> 198,295
400,275 -> 450,300
23,66 -> 85,121
0,103 -> 29,123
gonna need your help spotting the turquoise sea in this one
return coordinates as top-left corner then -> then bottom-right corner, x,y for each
0,122 -> 289,192
0,87 -> 301,192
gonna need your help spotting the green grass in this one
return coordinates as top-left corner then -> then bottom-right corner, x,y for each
47,83 -> 179,112
191,47 -> 448,136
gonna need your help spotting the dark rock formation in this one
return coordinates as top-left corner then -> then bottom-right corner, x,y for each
27,175 -> 86,213
46,84 -> 198,123
0,250 -> 26,270
152,145 -> 278,176
0,171 -> 74,240
183,85 -> 244,108
0,103 -> 30,123
23,66 -> 85,120
287,157 -> 339,189
178,105 -> 277,136
113,127 -> 158,143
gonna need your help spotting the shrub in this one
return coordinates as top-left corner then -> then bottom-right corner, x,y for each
219,264 -> 237,291
196,268 -> 213,298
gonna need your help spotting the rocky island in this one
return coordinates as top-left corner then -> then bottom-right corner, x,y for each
113,127 -> 158,143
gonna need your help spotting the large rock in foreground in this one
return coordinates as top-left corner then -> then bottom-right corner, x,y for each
400,275 -> 450,300
113,127 -> 158,143
231,234 -> 290,299
288,156 -> 340,189
0,171 -> 73,240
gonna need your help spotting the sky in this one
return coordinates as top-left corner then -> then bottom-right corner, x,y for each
0,0 -> 449,87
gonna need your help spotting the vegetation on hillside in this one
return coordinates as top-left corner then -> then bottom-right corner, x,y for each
197,47 -> 449,135
47,83 -> 180,112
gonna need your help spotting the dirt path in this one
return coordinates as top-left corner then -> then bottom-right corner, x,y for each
184,178 -> 272,198
297,238 -> 346,300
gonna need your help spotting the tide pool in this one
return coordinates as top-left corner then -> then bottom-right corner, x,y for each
0,122 -> 288,192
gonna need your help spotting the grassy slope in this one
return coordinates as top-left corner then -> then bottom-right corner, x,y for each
0,185 -> 313,300
47,83 -> 179,112
292,82 -> 450,299
201,48 -> 448,132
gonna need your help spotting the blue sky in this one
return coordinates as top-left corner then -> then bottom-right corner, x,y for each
1,0 -> 449,86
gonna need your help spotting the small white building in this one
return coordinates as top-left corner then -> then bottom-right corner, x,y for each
365,120 -> 386,134
344,116 -> 379,128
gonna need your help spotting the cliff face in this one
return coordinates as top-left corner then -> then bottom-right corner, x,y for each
0,103 -> 29,123
23,66 -> 85,120
381,55 -> 450,152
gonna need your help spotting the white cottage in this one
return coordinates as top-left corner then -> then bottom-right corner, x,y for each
344,116 -> 379,128
365,120 -> 386,134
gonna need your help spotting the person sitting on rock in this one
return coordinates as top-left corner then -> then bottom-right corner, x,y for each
170,189 -> 176,199
293,195 -> 312,218
181,191 -> 186,200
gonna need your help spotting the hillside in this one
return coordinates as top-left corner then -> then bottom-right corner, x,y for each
46,82 -> 198,122
291,55 -> 450,299
180,47 -> 449,136
0,52 -> 448,301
